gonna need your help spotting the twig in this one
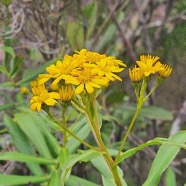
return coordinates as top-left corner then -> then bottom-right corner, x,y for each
170,100 -> 186,136
153,0 -> 174,49
104,0 -> 136,63
90,0 -> 124,50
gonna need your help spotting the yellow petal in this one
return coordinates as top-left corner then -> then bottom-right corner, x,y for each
75,84 -> 84,94
85,83 -> 94,93
45,98 -> 57,106
49,92 -> 60,99
136,61 -> 146,68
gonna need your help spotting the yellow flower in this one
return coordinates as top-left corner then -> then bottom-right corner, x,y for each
32,49 -> 126,95
59,86 -> 75,102
136,55 -> 164,76
30,84 -> 60,112
158,64 -> 172,78
21,86 -> 29,94
75,49 -> 106,64
39,56 -> 79,85
129,66 -> 143,82
91,57 -> 126,81
66,67 -> 109,94
30,79 -> 39,87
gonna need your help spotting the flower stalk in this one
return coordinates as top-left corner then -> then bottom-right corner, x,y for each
45,109 -> 98,151
82,94 -> 122,186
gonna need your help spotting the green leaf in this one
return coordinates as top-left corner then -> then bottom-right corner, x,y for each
91,156 -> 128,186
17,59 -> 55,86
67,117 -> 91,152
142,131 -> 186,186
82,2 -> 98,39
48,170 -> 61,186
3,116 -> 43,175
66,175 -> 100,186
165,167 -> 176,186
118,137 -> 186,164
59,148 -> 71,169
10,56 -> 23,77
64,150 -> 103,170
0,81 -> 15,89
0,103 -> 15,111
0,65 -> 9,75
28,112 -> 61,156
140,106 -> 173,121
0,175 -> 49,185
1,46 -> 15,57
62,150 -> 103,185
0,152 -> 57,165
14,112 -> 54,158
66,21 -> 84,50
94,24 -> 116,51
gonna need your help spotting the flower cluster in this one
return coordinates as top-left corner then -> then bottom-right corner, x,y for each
30,49 -> 126,112
129,55 -> 172,82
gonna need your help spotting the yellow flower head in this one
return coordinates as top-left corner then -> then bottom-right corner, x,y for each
91,57 -> 126,81
129,66 -> 144,82
21,86 -> 29,94
30,84 -> 60,112
30,79 -> 39,87
70,67 -> 109,94
136,55 -> 164,76
158,64 -> 172,78
30,49 -> 126,97
59,85 -> 75,102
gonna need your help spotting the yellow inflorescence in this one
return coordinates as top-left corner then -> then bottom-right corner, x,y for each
30,49 -> 126,111
158,64 -> 172,78
30,84 -> 60,112
59,86 -> 75,102
129,66 -> 144,83
129,54 -> 172,82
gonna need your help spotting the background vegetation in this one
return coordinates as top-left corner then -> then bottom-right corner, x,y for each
0,0 -> 186,185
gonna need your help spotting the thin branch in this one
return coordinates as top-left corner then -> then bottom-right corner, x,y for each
170,100 -> 186,136
104,0 -> 136,63
90,0 -> 128,50
153,0 -> 174,49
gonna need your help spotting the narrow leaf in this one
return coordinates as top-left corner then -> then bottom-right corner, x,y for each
17,59 -> 55,86
66,21 -> 84,50
165,167 -> 176,186
1,46 -> 16,57
82,2 -> 98,39
61,150 -> 103,185
0,152 -> 57,165
91,156 -> 128,186
67,117 -> 91,152
118,137 -> 186,164
14,112 -> 53,158
66,175 -> 100,186
48,170 -> 61,186
142,131 -> 186,186
3,116 -> 43,175
0,175 -> 49,185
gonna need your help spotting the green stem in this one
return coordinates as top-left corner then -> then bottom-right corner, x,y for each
46,110 -> 98,151
114,78 -> 148,166
84,96 -> 122,186
114,106 -> 141,165
144,83 -> 159,103
62,105 -> 67,148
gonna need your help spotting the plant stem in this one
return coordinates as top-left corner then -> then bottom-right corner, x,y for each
46,110 -> 98,151
62,105 -> 67,148
114,78 -> 148,166
114,106 -> 141,165
84,96 -> 122,186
